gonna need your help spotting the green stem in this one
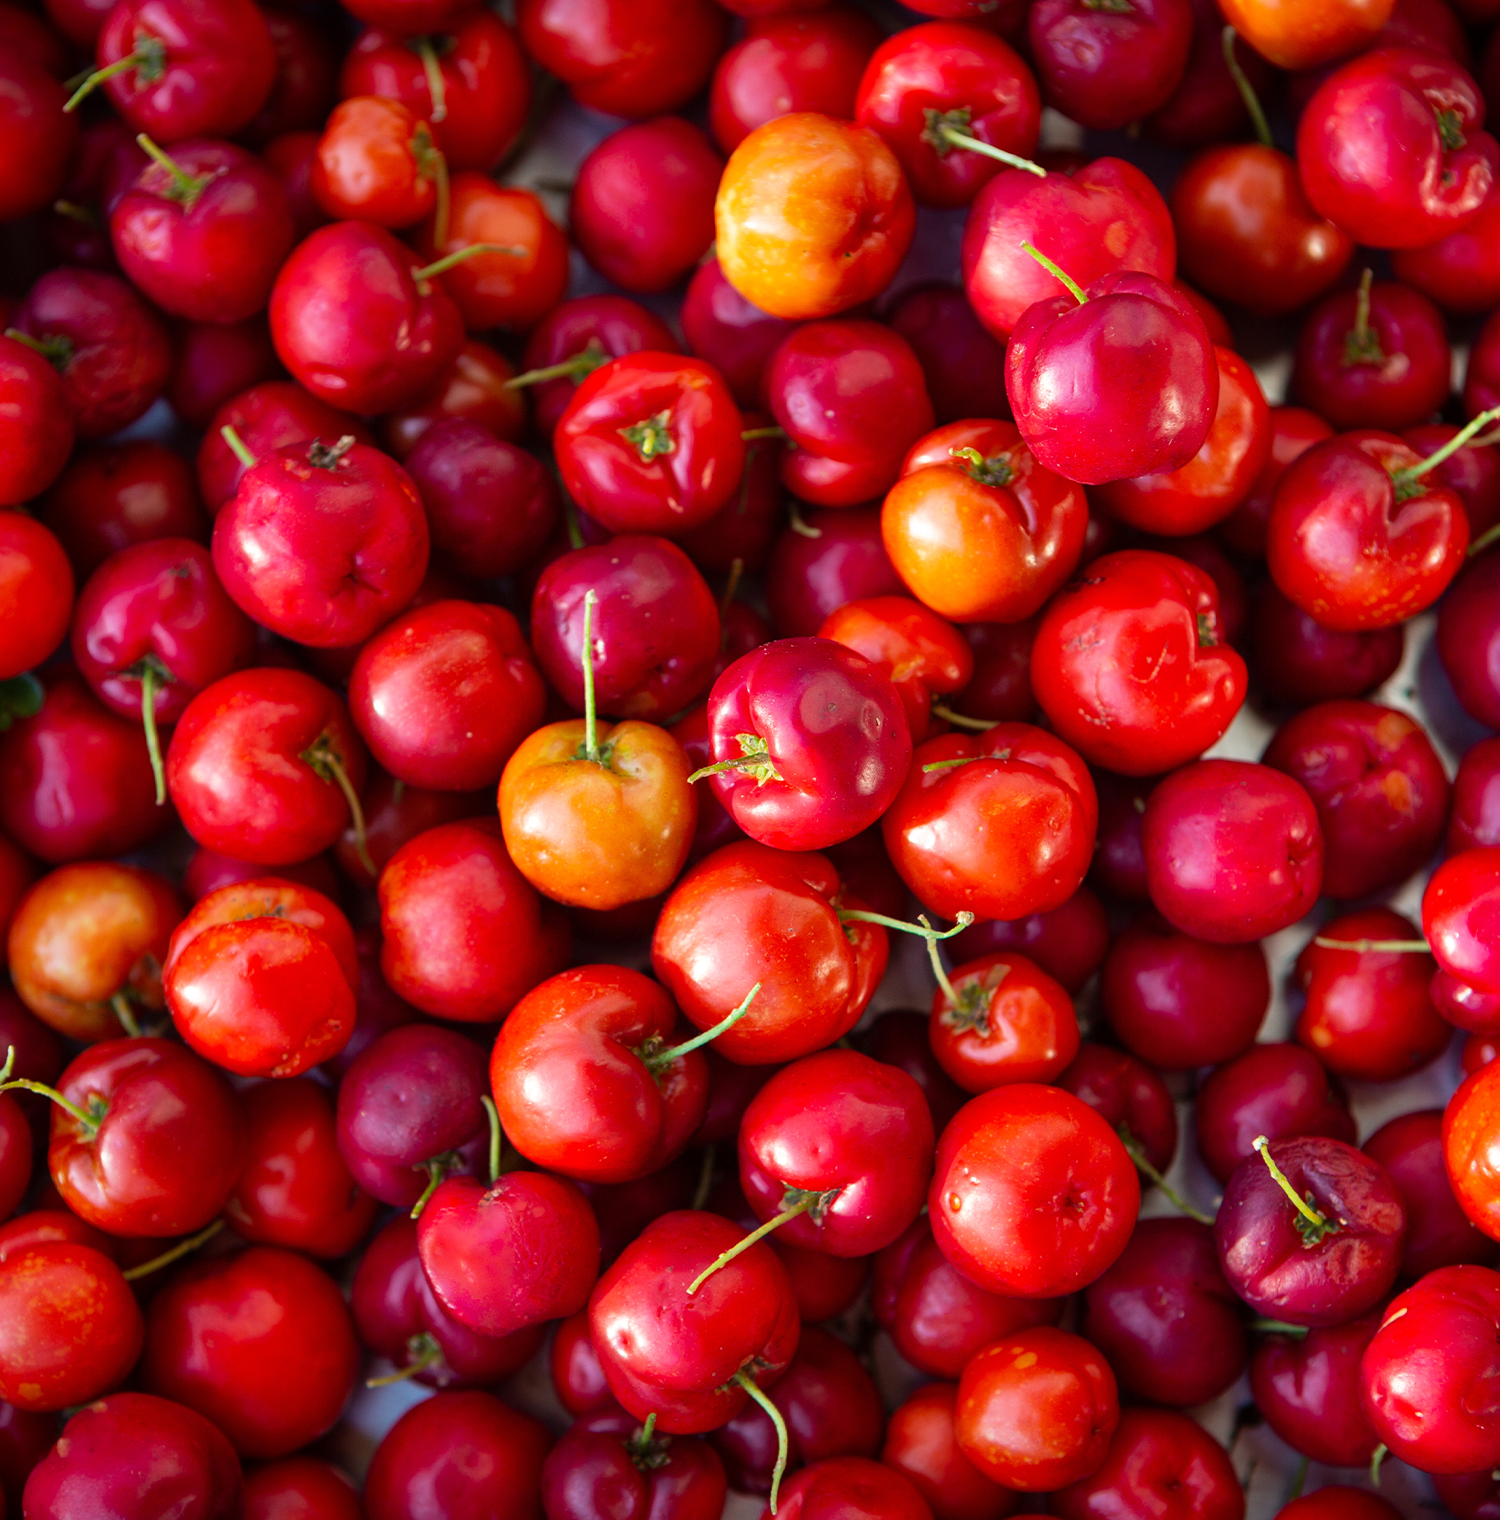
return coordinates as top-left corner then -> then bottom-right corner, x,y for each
1220,27 -> 1272,148
1391,405 -> 1500,491
930,704 -> 999,732
1311,936 -> 1429,953
481,1094 -> 502,1184
367,1333 -> 443,1387
922,920 -> 962,1010
786,500 -> 821,538
638,1412 -> 657,1447
580,588 -> 599,763
0,1046 -> 99,1133
408,1155 -> 451,1220
63,46 -> 147,112
1253,1135 -> 1336,1241
923,756 -> 980,773
504,339 -> 608,390
109,993 -> 142,1040
121,1219 -> 224,1281
1250,1319 -> 1310,1338
692,1145 -> 715,1211
839,908 -> 973,941
735,1372 -> 790,1515
1471,521 -> 1500,559
740,426 -> 785,441
720,558 -> 744,622
134,133 -> 210,207
303,737 -> 375,877
410,242 -> 522,283
139,660 -> 166,806
644,984 -> 761,1070
219,424 -> 258,471
1019,241 -> 1088,306
1371,1445 -> 1388,1487
1119,1129 -> 1215,1225
934,124 -> 1046,177
687,1193 -> 826,1295
413,37 -> 448,122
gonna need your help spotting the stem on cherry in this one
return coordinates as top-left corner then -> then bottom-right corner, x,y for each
413,37 -> 448,122
618,410 -> 675,462
4,327 -> 74,369
642,984 -> 761,1071
692,1144 -> 716,1211
134,133 -> 212,208
0,1046 -> 102,1135
1389,405 -> 1500,495
950,445 -> 1013,488
1249,1319 -> 1310,1339
1342,269 -> 1384,368
1119,1127 -> 1215,1225
503,338 -> 609,390
63,33 -> 166,113
410,242 -> 523,283
734,1371 -> 790,1515
740,426 -> 785,442
1371,1445 -> 1388,1487
136,657 -> 170,806
367,1331 -> 444,1387
481,1093 -> 502,1184
720,557 -> 744,622
108,993 -> 142,1040
919,108 -> 1046,177
1311,936 -> 1429,954
413,125 -> 451,249
0,673 -> 43,734
839,907 -> 973,946
121,1218 -> 224,1281
1471,521 -> 1500,559
219,424 -> 259,471
687,732 -> 781,786
409,1152 -> 455,1220
930,704 -> 999,732
786,500 -> 822,538
1220,27 -> 1273,149
302,735 -> 375,876
1252,1135 -> 1338,1244
579,588 -> 601,764
686,1188 -> 835,1295
563,498 -> 584,551
1019,241 -> 1088,306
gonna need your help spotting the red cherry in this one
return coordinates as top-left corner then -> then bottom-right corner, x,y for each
166,317 -> 279,430
1029,0 -> 1192,130
0,339 -> 74,509
885,283 -> 1012,425
0,53 -> 78,224
1249,1313 -> 1382,1468
1278,1490 -> 1399,1520
244,1458 -> 359,1520
768,1457 -> 936,1520
1246,582 -> 1405,706
1056,1043 -> 1179,1177
881,1382 -> 1018,1520
0,516 -> 72,680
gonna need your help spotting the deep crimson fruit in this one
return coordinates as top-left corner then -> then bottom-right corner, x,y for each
881,1382 -> 1018,1520
243,1459 -> 359,1520
1056,1043 -> 1178,1178
885,283 -> 1011,426
1247,583 -> 1405,706
768,505 -> 904,638
948,885 -> 1109,994
0,338 -> 74,508
1250,1314 -> 1382,1468
929,1083 -> 1138,1298
545,1407 -> 728,1519
0,54 -> 77,225
1438,552 -> 1500,729
1424,847 -> 1500,999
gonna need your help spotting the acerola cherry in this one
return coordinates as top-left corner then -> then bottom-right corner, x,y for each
769,1457 -> 934,1520
545,1407 -> 729,1520
949,885 -> 1109,994
1453,739 -> 1500,852
1425,847 -> 1500,998
1057,1043 -> 1179,1178
1250,1313 -> 1382,1468
0,337 -> 74,508
1247,583 -> 1405,706
881,1382 -> 1023,1520
311,95 -> 442,229
767,505 -> 905,637
243,1459 -> 359,1520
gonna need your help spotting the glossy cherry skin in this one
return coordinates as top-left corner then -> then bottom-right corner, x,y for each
350,601 -> 544,793
243,1459 -> 360,1520
1298,47 -> 1498,249
853,21 -> 1038,210
1394,179 -> 1500,313
110,138 -> 295,324
1142,759 -> 1323,943
714,112 -> 916,322
1217,0 -> 1390,68
184,845 -> 340,905
765,1457 -> 934,1520
882,420 -> 1088,623
962,156 -> 1175,341
1435,1470 -> 1500,1520
1249,1313 -> 1382,1467
947,886 -> 1108,996
1215,1135 -> 1405,1328
1172,145 -> 1353,317
653,842 -> 887,1064
1367,1108 -> 1498,1277
1247,583 -> 1405,707
679,258 -> 796,415
311,95 -> 441,230
11,267 -> 172,441
1277,1490 -> 1401,1520
0,669 -> 167,864
1263,700 -> 1448,899
142,1245 -> 357,1458
71,537 -> 255,737
1425,847 -> 1500,997
1100,912 -> 1268,1071
0,51 -> 76,227
885,283 -> 1012,426
1050,1407 -> 1242,1520
166,669 -> 368,866
225,1078 -> 376,1259
1360,1265 -> 1500,1472
1220,406 -> 1335,558
1082,1218 -> 1246,1407
544,1407 -> 727,1520
1055,1043 -> 1177,1176
269,221 -> 463,414
90,0 -> 275,141
882,1382 -> 1021,1520
883,724 -> 1095,924
0,337 -> 74,509
1195,1042 -> 1355,1186
2,521 -> 69,691
930,1083 -> 1139,1298
1029,0 -> 1191,129
491,966 -> 708,1186
767,506 -> 904,637
589,1209 -> 799,1434
955,1326 -> 1118,1492
1030,550 -> 1246,776
1453,739 -> 1500,855
1405,422 -> 1500,539
1093,348 -> 1271,537
551,1311 -> 616,1417
1439,552 -> 1500,729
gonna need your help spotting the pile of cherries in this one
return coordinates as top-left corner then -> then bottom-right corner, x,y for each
7,0 -> 1500,1514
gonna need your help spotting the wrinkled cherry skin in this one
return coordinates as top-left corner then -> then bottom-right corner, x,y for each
1050,1407 -> 1244,1520
589,1210 -> 800,1434
1250,1313 -> 1382,1467
653,842 -> 887,1065
21,1393 -> 242,1520
1031,551 -> 1246,777
1263,700 -> 1449,900
1101,913 -> 1269,1071
1295,910 -> 1448,1082
715,112 -> 916,322
71,537 -> 256,730
226,1077 -> 376,1258
1056,1043 -> 1177,1174
1172,145 -> 1353,318
93,0 -> 276,141
764,1456 -> 933,1520
882,420 -> 1088,624
1084,1218 -> 1246,1408
853,21 -> 1040,210
517,0 -> 727,119
1195,1042 -> 1355,1186
1007,271 -> 1217,487
1247,582 -> 1405,707
738,1049 -> 933,1257
142,1245 -> 359,1458
166,668 -> 369,865
887,1223 -> 1063,1378
1369,1108 -> 1498,1277
1215,1135 -> 1405,1328
547,1407 -> 728,1520
930,1083 -> 1139,1298
1425,847 -> 1500,995
883,723 -> 1096,923
243,1459 -> 360,1520
1360,1265 -> 1500,1472
12,267 -> 172,441
1142,759 -> 1324,943
766,320 -> 934,509
956,1325 -> 1118,1492
269,221 -> 463,415
491,966 -> 709,1186
0,668 -> 167,864
0,338 -> 74,509
1292,279 -> 1451,434
555,353 -> 745,537
702,638 -> 913,854
350,601 -> 545,793
111,139 -> 295,324
1298,47 -> 1498,249
164,878 -> 357,1077
379,819 -> 570,1022
961,157 -> 1176,340
48,1036 -> 245,1237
